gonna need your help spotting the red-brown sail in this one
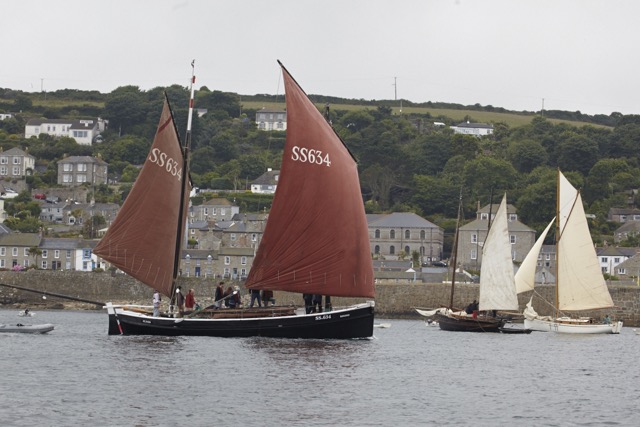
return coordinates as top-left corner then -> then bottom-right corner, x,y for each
94,97 -> 190,297
245,63 -> 375,298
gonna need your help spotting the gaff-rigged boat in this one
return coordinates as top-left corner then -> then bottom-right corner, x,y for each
435,194 -> 517,332
95,61 -> 375,338
516,170 -> 623,334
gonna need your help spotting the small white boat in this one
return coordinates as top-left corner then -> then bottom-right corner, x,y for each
18,310 -> 35,317
0,323 -> 54,334
425,319 -> 439,327
374,323 -> 391,329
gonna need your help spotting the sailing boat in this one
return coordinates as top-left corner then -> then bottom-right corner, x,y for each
516,170 -> 623,334
96,61 -> 375,338
434,194 -> 517,332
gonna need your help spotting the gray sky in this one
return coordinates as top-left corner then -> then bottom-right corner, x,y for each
2,0 -> 638,115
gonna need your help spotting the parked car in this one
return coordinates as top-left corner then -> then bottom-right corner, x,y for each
432,261 -> 448,267
34,193 -> 47,200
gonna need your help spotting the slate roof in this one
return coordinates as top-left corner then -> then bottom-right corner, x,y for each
0,233 -> 41,246
367,212 -> 440,229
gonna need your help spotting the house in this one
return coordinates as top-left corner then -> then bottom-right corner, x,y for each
180,247 -> 254,280
0,147 -> 35,178
608,207 -> 640,223
368,212 -> 444,263
450,121 -> 494,136
250,169 -> 279,194
614,221 -> 640,243
0,113 -> 15,120
189,198 -> 239,222
613,252 -> 640,281
57,156 -> 108,186
24,118 -> 107,145
0,232 -> 41,269
256,108 -> 287,131
40,201 -> 66,223
457,202 -> 535,270
63,202 -> 120,231
596,246 -> 637,274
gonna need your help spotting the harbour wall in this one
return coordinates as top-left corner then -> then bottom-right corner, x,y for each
1,271 -> 639,326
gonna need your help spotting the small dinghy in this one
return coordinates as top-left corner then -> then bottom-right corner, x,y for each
0,323 -> 54,334
499,324 -> 532,334
18,309 -> 35,317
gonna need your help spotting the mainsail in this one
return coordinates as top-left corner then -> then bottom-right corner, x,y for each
556,171 -> 613,310
94,97 -> 190,297
244,62 -> 375,298
478,194 -> 519,311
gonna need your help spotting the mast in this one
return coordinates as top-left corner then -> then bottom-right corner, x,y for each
170,60 -> 196,300
555,169 -> 560,318
448,192 -> 463,309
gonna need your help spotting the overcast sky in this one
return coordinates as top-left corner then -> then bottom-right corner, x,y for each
2,0 -> 638,115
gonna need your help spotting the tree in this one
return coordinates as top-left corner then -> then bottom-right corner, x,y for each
105,86 -> 148,134
556,133 -> 599,175
361,164 -> 396,211
507,139 -> 548,173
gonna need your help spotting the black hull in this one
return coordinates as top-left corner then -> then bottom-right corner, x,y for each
107,303 -> 375,339
435,313 -> 503,333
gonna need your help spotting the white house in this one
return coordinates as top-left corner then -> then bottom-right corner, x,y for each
25,118 -> 107,145
256,108 -> 287,131
450,121 -> 494,136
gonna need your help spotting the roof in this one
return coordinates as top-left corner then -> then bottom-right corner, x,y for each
609,207 -> 640,215
453,122 -> 493,129
1,147 -> 33,157
252,170 -> 280,185
0,233 -> 41,246
58,156 -> 107,165
459,218 -> 535,232
194,198 -> 235,207
26,118 -> 99,127
40,238 -> 82,250
596,246 -> 639,257
367,212 -> 440,229
218,247 -> 255,256
477,203 -> 517,214
615,221 -> 640,234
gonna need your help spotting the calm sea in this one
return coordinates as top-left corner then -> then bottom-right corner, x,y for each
0,309 -> 638,427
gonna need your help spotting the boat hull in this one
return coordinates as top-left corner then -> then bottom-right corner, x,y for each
435,312 -> 503,333
0,323 -> 54,334
524,317 -> 623,334
106,302 -> 375,339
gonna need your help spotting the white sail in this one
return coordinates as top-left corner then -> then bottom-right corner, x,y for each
479,194 -> 519,311
515,218 -> 555,294
557,172 -> 613,310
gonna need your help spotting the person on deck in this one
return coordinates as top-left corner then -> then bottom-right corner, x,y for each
153,290 -> 161,317
215,282 -> 225,308
311,294 -> 323,313
176,286 -> 185,317
185,288 -> 196,312
249,289 -> 262,308
262,289 -> 275,306
303,294 -> 313,314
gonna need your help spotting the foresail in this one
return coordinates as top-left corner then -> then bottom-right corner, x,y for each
557,172 -> 613,310
479,194 -> 519,311
244,62 -> 375,298
515,218 -> 554,294
94,98 -> 189,297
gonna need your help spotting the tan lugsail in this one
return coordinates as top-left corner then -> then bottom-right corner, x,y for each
94,97 -> 190,297
556,171 -> 613,310
244,62 -> 375,298
515,217 -> 554,294
478,194 -> 519,311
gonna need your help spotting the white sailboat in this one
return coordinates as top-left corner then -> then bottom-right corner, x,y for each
516,170 -> 623,334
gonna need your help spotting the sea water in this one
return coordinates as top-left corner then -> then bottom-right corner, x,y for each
0,309 -> 637,426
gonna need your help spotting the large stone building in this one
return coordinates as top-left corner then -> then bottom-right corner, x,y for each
368,212 -> 444,264
57,156 -> 108,187
457,202 -> 535,271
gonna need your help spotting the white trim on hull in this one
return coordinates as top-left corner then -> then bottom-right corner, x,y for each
524,317 -> 623,334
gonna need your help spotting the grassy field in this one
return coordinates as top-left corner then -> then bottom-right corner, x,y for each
3,97 -> 606,129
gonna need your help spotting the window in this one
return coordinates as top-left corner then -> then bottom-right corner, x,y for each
225,256 -> 231,265
63,163 -> 73,172
83,249 -> 91,259
54,250 -> 60,258
0,247 -> 5,256
12,166 -> 20,175
76,174 -> 87,183
0,166 -> 6,175
471,248 -> 477,260
0,260 -> 4,268
510,235 -> 516,244
509,214 -> 517,221
77,163 -> 87,172
24,248 -> 29,256
220,208 -> 225,216
41,261 -> 48,269
375,229 -> 380,238
63,174 -> 72,183
241,256 -> 247,265
66,250 -> 72,258
251,234 -> 257,242
405,230 -> 410,239
601,257 -> 608,263
375,245 -> 380,254
12,247 -> 18,256
480,213 -> 489,220
545,253 -> 551,260
390,246 -> 395,255
614,257 -> 620,263
0,157 -> 6,164
13,157 -> 21,164
241,268 -> 247,277
512,250 -> 516,260
203,208 -> 208,216
618,268 -> 626,275
390,230 -> 396,239
471,234 -> 477,243
404,246 -> 410,254
231,234 -> 236,241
